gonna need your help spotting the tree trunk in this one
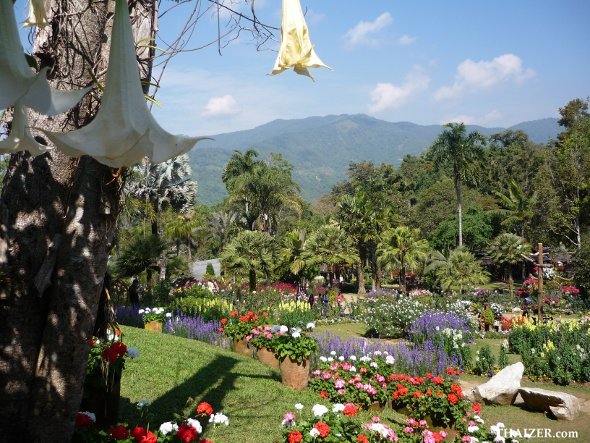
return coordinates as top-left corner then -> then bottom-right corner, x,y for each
456,175 -> 463,247
357,245 -> 366,295
249,267 -> 257,292
0,1 -> 156,440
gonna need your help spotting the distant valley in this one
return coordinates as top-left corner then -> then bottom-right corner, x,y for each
187,114 -> 560,205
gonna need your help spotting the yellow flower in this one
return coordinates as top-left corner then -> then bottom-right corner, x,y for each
42,0 -> 207,167
270,0 -> 330,80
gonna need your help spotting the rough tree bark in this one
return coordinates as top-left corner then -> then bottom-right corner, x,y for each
0,0 -> 155,440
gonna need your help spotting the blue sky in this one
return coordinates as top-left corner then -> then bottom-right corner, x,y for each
15,0 -> 590,136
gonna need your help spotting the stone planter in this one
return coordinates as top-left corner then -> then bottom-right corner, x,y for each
280,357 -> 309,390
144,320 -> 163,332
257,347 -> 279,370
232,339 -> 253,357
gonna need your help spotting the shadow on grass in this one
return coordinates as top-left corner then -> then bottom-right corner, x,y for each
122,353 -> 282,425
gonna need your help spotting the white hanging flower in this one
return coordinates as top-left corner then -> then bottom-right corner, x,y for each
271,0 -> 330,80
42,0 -> 207,167
24,0 -> 48,27
186,418 -> 203,433
0,0 -> 90,114
158,421 -> 178,435
0,103 -> 47,155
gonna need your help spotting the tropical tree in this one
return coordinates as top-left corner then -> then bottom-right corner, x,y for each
221,230 -> 275,291
487,233 -> 531,293
112,234 -> 167,281
206,210 -> 239,256
303,223 -> 359,283
164,209 -> 200,264
428,122 -> 486,247
280,229 -> 309,281
495,179 -> 538,239
425,247 -> 489,295
378,226 -> 430,294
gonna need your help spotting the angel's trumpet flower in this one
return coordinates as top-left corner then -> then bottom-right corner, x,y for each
0,103 -> 47,156
24,0 -> 49,28
270,0 -> 330,80
0,0 -> 90,114
43,0 -> 207,167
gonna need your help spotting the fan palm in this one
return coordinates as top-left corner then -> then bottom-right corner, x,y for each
426,247 -> 489,295
487,233 -> 531,293
495,179 -> 538,239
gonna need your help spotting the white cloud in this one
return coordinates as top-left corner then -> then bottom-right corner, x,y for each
368,68 -> 430,113
344,12 -> 393,47
434,54 -> 535,101
201,94 -> 241,117
444,110 -> 503,125
397,35 -> 416,46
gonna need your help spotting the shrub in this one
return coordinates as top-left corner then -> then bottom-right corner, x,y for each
358,296 -> 428,338
278,308 -> 317,328
205,262 -> 215,276
171,295 -> 232,321
473,345 -> 495,376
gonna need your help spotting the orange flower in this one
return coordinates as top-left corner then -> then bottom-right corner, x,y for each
447,393 -> 459,404
196,401 -> 214,416
230,311 -> 238,317
220,318 -> 227,325
446,367 -> 456,375
357,435 -> 369,443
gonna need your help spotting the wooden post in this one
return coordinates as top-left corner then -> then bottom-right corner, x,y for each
537,243 -> 543,322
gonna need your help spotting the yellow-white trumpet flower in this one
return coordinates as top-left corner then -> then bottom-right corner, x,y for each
271,0 -> 330,80
0,103 -> 47,155
0,0 -> 90,114
43,0 -> 207,167
24,0 -> 49,27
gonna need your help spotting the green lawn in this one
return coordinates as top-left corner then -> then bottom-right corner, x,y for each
119,325 -> 590,443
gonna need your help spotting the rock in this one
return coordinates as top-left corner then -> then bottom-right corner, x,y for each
519,387 -> 580,420
472,362 -> 524,405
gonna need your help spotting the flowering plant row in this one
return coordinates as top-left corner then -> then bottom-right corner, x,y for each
280,402 -> 515,443
139,307 -> 172,324
218,310 -> 269,340
74,401 -> 228,442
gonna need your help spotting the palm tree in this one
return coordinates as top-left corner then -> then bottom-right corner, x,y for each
164,209 -> 200,265
280,229 -> 309,280
495,179 -> 538,239
303,223 -> 359,283
425,247 -> 489,295
487,233 -> 531,293
429,123 -> 486,247
207,210 -> 239,255
221,230 -> 275,291
378,226 -> 430,294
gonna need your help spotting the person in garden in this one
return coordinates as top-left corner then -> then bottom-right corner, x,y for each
128,278 -> 140,307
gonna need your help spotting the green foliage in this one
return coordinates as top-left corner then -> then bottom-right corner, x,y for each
429,207 -> 493,253
171,296 -> 233,322
113,235 -> 167,278
425,247 -> 489,295
473,344 -> 495,376
498,344 -> 509,370
205,262 -> 215,276
358,296 -> 431,339
572,236 -> 590,296
278,308 -> 317,329
271,331 -> 318,363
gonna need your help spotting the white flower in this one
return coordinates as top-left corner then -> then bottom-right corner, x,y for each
187,418 -> 203,433
494,437 -> 505,443
158,421 -> 179,435
385,355 -> 395,365
332,403 -> 345,413
291,330 -> 301,339
338,356 -> 345,361
350,355 -> 357,361
373,350 -> 382,356
126,347 -> 140,359
295,403 -> 304,410
209,413 -> 229,426
165,312 -> 172,318
78,411 -> 95,423
330,351 -> 337,356
306,322 -> 315,330
327,357 -> 334,362
370,362 -> 378,368
310,428 -> 320,438
360,356 -> 371,362
319,356 -> 327,363
280,325 -> 289,333
349,366 -> 356,372
468,425 -> 479,433
136,399 -> 150,408
311,404 -> 329,417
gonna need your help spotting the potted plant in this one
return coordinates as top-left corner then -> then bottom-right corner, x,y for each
481,308 -> 495,331
220,311 -> 267,357
139,307 -> 171,332
271,324 -> 318,390
248,324 -> 280,369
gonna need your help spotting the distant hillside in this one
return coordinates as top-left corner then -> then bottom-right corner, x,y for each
188,114 -> 560,205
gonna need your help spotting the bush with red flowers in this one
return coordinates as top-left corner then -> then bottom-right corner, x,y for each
219,310 -> 268,341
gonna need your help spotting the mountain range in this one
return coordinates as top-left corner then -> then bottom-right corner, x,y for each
187,114 -> 561,205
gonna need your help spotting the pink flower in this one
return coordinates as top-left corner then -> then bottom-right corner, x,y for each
335,379 -> 346,389
337,389 -> 345,395
372,417 -> 380,423
312,370 -> 321,376
284,412 -> 296,421
404,427 -> 414,433
419,420 -> 427,426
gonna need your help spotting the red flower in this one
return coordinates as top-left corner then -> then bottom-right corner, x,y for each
357,435 -> 369,443
220,318 -> 228,325
75,412 -> 95,428
343,403 -> 358,416
413,391 -> 422,398
320,390 -> 328,398
472,403 -> 481,414
130,426 -> 147,442
433,432 -> 445,442
89,339 -> 95,347
446,367 -> 456,375
177,423 -> 199,442
109,425 -> 129,439
115,329 -> 122,336
426,389 -> 433,395
218,327 -> 224,333
313,421 -> 330,438
139,431 -> 158,443
425,372 -> 432,379
230,311 -> 238,317
432,376 -> 443,385
196,401 -> 214,416
451,384 -> 463,395
262,312 -> 269,318
447,393 -> 459,404
288,430 -> 303,443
